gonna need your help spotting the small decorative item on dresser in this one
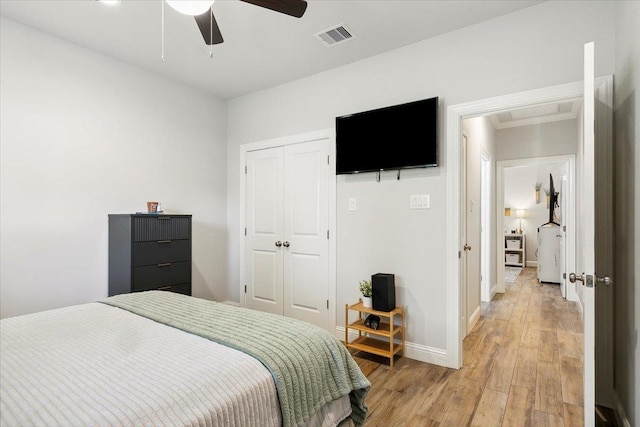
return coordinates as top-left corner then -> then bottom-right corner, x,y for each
359,279 -> 372,308
147,201 -> 159,213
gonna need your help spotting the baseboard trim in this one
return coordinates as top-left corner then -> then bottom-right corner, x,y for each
613,390 -> 632,427
221,300 -> 241,307
490,284 -> 498,300
336,326 -> 448,367
526,261 -> 538,267
468,306 -> 481,333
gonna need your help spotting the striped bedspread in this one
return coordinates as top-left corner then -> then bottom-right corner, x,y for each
102,291 -> 371,427
1,302 -> 283,426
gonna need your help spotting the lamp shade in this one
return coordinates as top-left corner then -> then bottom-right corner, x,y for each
166,0 -> 214,16
516,209 -> 526,218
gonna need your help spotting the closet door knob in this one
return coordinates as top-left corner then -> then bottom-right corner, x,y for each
275,241 -> 282,247
283,241 -> 290,248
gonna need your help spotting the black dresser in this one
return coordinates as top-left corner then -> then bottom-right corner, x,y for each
108,214 -> 192,297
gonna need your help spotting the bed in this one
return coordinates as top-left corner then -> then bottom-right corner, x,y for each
0,291 -> 370,427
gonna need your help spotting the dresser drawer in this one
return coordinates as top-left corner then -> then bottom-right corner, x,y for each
133,240 -> 190,266
132,261 -> 191,292
133,216 -> 191,242
137,283 -> 191,295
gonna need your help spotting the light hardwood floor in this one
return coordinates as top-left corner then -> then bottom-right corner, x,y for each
353,267 -> 584,426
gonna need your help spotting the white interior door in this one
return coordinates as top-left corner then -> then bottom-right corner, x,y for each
245,139 -> 330,330
461,133 -> 469,337
245,147 -> 284,315
576,41 -> 614,426
465,134 -> 481,334
282,140 -> 329,329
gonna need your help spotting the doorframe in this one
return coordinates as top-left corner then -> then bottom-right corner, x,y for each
480,150 -> 491,302
445,77 -> 609,369
239,128 -> 337,334
495,155 -> 577,302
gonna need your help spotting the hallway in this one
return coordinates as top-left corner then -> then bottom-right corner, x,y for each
355,267 -> 584,426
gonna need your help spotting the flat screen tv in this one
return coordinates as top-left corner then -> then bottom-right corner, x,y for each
335,96 -> 438,174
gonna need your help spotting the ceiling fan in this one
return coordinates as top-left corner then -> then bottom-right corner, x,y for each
165,0 -> 308,45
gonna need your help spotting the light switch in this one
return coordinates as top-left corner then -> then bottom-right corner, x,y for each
348,198 -> 357,211
410,195 -> 430,209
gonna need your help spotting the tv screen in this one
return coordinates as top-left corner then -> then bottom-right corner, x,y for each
335,97 -> 438,174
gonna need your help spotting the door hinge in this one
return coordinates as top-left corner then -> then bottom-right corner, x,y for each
458,251 -> 462,259
327,230 -> 329,239
244,285 -> 247,293
563,272 -> 566,279
327,155 -> 330,165
563,225 -> 567,232
326,300 -> 329,309
244,227 -> 247,236
245,165 -> 247,174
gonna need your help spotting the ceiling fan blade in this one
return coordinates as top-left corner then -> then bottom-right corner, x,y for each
240,0 -> 308,18
194,8 -> 224,45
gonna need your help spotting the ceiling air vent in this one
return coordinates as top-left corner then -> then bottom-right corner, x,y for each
314,24 -> 355,47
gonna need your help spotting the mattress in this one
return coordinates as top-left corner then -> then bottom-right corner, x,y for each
0,296 -> 362,427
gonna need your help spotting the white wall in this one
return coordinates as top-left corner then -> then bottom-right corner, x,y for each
495,119 -> 578,161
613,1 -> 639,424
226,1 -> 615,356
0,18 -> 228,318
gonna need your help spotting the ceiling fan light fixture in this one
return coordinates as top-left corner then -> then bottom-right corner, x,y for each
96,0 -> 121,5
166,0 -> 214,16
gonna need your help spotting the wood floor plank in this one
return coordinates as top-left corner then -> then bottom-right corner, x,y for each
439,378 -> 484,427
470,388 -> 508,427
556,330 -> 583,359
563,403 -> 584,427
465,340 -> 500,383
519,323 -> 540,349
534,410 -> 565,426
560,356 -> 583,406
538,329 -> 560,363
486,346 -> 518,393
503,385 -> 535,427
535,360 -> 564,416
512,348 -> 538,391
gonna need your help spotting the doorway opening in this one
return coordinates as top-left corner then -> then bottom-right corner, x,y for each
445,79 -> 589,369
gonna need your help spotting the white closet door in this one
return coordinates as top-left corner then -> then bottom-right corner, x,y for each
282,140 -> 329,330
245,147 -> 284,315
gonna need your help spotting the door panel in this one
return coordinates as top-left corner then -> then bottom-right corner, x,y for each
283,140 -> 329,329
579,41 -> 614,426
252,250 -> 279,302
290,253 -> 321,311
245,148 -> 284,315
245,139 -> 330,331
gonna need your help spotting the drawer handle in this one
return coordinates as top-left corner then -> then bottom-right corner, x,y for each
157,285 -> 172,291
157,240 -> 172,244
157,263 -> 172,267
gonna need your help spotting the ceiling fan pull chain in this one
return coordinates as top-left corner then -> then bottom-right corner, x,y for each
161,0 -> 165,61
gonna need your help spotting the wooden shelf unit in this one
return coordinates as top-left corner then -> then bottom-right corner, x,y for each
504,233 -> 526,267
345,301 -> 405,368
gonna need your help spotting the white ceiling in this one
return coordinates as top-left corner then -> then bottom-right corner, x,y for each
0,0 -> 544,99
488,98 -> 582,129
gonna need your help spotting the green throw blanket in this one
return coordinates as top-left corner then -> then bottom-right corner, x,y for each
101,291 -> 370,427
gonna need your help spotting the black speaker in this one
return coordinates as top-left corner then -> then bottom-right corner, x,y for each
372,273 -> 395,312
